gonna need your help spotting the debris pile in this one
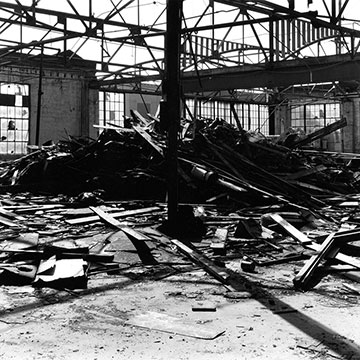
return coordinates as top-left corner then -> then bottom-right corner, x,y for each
0,111 -> 356,209
0,190 -> 358,295
0,111 -> 359,294
0,126 -> 166,200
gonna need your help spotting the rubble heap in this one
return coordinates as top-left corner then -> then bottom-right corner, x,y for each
0,111 -> 359,293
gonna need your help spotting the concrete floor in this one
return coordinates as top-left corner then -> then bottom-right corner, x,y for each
0,260 -> 359,360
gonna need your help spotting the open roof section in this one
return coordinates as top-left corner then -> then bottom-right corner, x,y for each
0,0 -> 358,95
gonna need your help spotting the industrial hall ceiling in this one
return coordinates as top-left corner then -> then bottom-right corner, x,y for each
0,0 -> 359,100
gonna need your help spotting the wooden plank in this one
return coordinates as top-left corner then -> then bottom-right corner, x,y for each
338,201 -> 360,207
270,213 -> 360,270
316,227 -> 360,243
218,141 -> 326,208
0,214 -> 24,228
0,248 -> 114,262
230,103 -> 245,134
284,165 -> 327,180
257,253 -> 307,266
0,207 -> 26,221
4,204 -> 65,213
132,124 -> 164,157
201,134 -> 245,181
293,233 -> 336,290
66,206 -> 162,225
142,228 -> 231,282
267,213 -> 312,245
288,180 -> 340,195
290,117 -> 347,148
93,124 -> 134,132
130,109 -> 152,126
89,207 -> 157,265
171,238 -> 230,284
305,240 -> 360,270
302,149 -> 360,161
89,206 -> 150,241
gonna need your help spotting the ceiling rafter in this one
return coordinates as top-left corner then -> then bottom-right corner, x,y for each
0,1 -> 357,95
0,1 -> 158,32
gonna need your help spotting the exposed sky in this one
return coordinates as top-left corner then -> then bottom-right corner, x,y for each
0,0 -> 359,73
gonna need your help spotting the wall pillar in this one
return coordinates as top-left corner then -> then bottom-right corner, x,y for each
353,98 -> 360,153
271,99 -> 289,135
80,79 -> 90,139
341,98 -> 360,153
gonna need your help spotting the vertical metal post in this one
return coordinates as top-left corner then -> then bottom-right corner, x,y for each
164,0 -> 182,231
211,1 -> 215,54
331,0 -> 336,23
268,94 -> 276,136
269,19 -> 274,65
35,44 -> 44,146
63,18 -> 67,64
89,0 -> 92,28
20,11 -> 23,55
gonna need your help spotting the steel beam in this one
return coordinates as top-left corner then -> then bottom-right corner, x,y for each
181,53 -> 360,92
0,1 -> 163,33
215,0 -> 360,37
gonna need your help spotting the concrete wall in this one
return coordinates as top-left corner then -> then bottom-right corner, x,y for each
125,93 -> 161,118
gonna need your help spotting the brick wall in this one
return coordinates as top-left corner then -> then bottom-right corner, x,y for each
0,65 -> 97,147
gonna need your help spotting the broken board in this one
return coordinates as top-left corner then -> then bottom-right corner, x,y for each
126,311 -> 225,340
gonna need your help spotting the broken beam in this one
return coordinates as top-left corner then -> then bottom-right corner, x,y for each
89,206 -> 150,241
269,213 -> 360,270
89,206 -> 157,265
293,233 -> 336,290
171,239 -> 230,284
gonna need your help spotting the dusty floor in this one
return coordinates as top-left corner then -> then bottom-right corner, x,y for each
0,259 -> 359,360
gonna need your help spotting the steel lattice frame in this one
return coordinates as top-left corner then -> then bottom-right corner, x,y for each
0,0 -> 358,95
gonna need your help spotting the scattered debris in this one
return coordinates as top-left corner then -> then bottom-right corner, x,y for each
0,110 -> 359,297
241,257 -> 256,273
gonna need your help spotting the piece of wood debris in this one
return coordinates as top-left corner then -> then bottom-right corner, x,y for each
66,206 -> 162,225
0,207 -> 26,221
0,247 -> 114,262
89,206 -> 157,265
126,311 -> 225,340
192,305 -> 217,312
170,238 -> 230,284
266,213 -> 360,271
266,213 -> 312,245
293,233 -> 336,290
89,206 -> 151,241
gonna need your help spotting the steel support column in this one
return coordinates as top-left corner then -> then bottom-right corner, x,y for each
163,0 -> 182,231
35,44 -> 44,146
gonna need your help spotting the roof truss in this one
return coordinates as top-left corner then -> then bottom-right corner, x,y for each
0,0 -> 357,95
